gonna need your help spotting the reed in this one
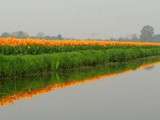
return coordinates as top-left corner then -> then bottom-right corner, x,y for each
0,56 -> 160,107
1,47 -> 160,77
0,45 -> 159,55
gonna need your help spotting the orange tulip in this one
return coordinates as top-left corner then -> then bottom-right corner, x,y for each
0,37 -> 160,47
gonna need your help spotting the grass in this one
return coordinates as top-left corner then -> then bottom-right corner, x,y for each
0,56 -> 159,100
0,45 -> 158,55
1,47 -> 160,77
0,45 -> 117,55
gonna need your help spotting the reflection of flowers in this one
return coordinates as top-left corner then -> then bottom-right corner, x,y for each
0,70 -> 130,107
0,62 -> 159,107
0,37 -> 160,47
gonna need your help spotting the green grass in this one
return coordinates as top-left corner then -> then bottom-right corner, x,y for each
0,56 -> 159,99
0,45 -> 159,55
1,47 -> 160,77
0,45 -> 112,55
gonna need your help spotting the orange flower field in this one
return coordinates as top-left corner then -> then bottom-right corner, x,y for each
0,37 -> 160,47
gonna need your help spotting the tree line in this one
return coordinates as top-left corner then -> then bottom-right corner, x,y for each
112,25 -> 160,41
1,31 -> 63,40
0,25 -> 160,41
140,25 -> 160,41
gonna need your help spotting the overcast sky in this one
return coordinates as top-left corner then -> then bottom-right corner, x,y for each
0,0 -> 160,38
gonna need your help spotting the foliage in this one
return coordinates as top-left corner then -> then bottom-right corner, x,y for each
0,57 -> 160,106
140,25 -> 154,40
1,47 -> 160,77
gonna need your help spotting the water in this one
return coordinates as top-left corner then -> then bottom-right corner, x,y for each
0,58 -> 160,120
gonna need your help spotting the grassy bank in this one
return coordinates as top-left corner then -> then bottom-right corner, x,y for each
1,47 -> 160,77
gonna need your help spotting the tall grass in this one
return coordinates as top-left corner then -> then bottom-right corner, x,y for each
1,47 -> 160,77
0,45 -> 119,55
0,56 -> 160,107
0,45 -> 159,55
0,57 -> 158,97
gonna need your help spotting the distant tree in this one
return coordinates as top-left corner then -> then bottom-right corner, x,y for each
110,38 -> 116,41
36,32 -> 45,38
57,34 -> 63,39
1,32 -> 11,37
152,34 -> 160,41
118,37 -> 124,41
44,35 -> 51,39
140,25 -> 154,40
12,31 -> 29,38
118,37 -> 130,41
130,34 -> 139,41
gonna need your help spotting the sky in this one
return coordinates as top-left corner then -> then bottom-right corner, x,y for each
0,0 -> 160,39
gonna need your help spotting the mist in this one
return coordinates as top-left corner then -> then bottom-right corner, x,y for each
0,0 -> 160,38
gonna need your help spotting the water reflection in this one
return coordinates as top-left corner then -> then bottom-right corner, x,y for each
0,57 -> 160,107
143,65 -> 155,70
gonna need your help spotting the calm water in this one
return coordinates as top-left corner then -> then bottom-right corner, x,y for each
0,59 -> 160,120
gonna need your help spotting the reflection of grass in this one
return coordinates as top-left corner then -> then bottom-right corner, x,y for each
1,47 -> 160,77
0,56 -> 160,100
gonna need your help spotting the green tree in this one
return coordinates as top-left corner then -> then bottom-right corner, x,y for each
1,32 -> 11,37
36,32 -> 45,38
140,25 -> 154,41
57,34 -> 63,39
12,31 -> 29,38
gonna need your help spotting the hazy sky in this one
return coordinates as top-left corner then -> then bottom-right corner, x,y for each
0,0 -> 160,38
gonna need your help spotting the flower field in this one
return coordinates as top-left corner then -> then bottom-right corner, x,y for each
1,38 -> 160,78
1,37 -> 160,47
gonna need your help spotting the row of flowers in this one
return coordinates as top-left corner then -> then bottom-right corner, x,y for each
0,37 -> 160,47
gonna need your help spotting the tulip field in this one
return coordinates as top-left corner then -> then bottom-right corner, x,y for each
1,37 -> 160,78
1,38 -> 160,46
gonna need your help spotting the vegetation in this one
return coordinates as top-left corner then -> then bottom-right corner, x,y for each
0,38 -> 160,78
0,45 -> 126,55
1,31 -> 63,40
2,25 -> 160,41
0,56 -> 160,106
1,45 -> 159,55
1,47 -> 160,77
1,37 -> 160,106
140,25 -> 154,40
1,38 -> 160,47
